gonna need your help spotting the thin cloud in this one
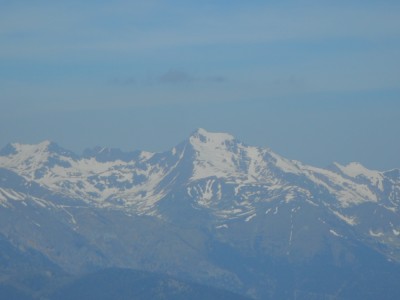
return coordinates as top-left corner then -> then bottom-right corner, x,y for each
156,70 -> 227,85
109,77 -> 136,86
109,77 -> 137,86
204,76 -> 227,83
158,70 -> 194,84
107,71 -> 227,87
270,76 -> 306,90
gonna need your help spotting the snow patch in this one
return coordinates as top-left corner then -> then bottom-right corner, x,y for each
140,151 -> 154,160
329,229 -> 343,237
305,199 -> 318,206
245,213 -> 256,222
285,191 -> 295,202
0,188 -> 25,201
369,230 -> 384,237
196,180 -> 216,207
334,162 -> 384,191
331,210 -> 358,226
383,205 -> 397,212
216,224 -> 228,229
270,152 -> 301,175
287,213 -> 294,255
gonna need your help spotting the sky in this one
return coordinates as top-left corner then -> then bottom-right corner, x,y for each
1,0 -> 400,170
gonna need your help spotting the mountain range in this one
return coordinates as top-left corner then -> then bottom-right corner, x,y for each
0,128 -> 399,299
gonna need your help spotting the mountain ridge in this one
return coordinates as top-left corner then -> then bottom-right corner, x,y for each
0,129 -> 399,299
0,129 -> 396,211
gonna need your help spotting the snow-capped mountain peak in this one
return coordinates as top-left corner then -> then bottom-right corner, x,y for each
332,161 -> 384,190
1,131 -> 400,300
333,161 -> 381,178
11,140 -> 53,153
189,128 -> 236,145
186,128 -> 268,182
0,130 -> 398,217
0,141 -> 54,172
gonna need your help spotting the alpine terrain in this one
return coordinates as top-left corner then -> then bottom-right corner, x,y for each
0,128 -> 399,299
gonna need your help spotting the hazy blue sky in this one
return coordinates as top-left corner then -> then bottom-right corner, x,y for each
1,0 -> 399,170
